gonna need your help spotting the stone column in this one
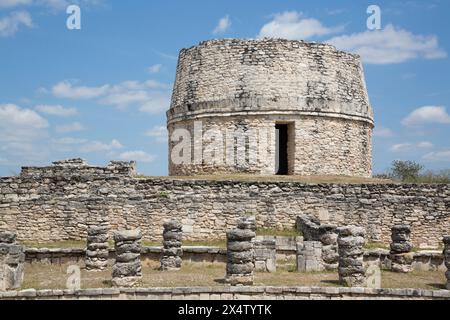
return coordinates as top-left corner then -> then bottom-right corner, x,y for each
85,226 -> 109,271
390,225 -> 413,273
225,218 -> 256,286
296,241 -> 324,272
112,229 -> 142,287
443,236 -> 450,290
160,220 -> 183,271
0,232 -> 25,291
337,226 -> 366,287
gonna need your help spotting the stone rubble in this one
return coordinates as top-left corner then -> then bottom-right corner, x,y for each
85,226 -> 109,271
225,217 -> 256,286
337,225 -> 367,287
160,220 -> 183,271
0,232 -> 25,291
390,225 -> 413,273
297,215 -> 339,269
112,229 -> 142,287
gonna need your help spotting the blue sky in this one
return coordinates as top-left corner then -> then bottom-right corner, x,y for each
0,0 -> 449,176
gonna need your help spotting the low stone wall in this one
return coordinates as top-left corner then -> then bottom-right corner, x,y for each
23,246 -> 446,272
1,160 -> 449,247
1,286 -> 449,300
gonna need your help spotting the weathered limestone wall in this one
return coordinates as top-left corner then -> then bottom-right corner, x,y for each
168,115 -> 372,177
0,161 -> 449,247
167,39 -> 374,177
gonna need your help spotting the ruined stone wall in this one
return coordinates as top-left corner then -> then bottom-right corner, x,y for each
0,161 -> 448,247
167,39 -> 374,177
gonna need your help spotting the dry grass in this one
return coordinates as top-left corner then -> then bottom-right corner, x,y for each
137,174 -> 394,185
22,262 -> 446,290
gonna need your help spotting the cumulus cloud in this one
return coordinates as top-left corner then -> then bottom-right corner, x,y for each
0,11 -> 33,37
258,11 -> 343,40
52,81 -> 110,99
328,24 -> 447,64
35,104 -> 77,117
55,121 -> 84,133
0,104 -> 49,164
213,15 -> 231,35
145,125 -> 167,143
390,141 -> 434,153
118,150 -> 155,163
49,79 -> 171,114
423,150 -> 450,162
402,106 -> 450,127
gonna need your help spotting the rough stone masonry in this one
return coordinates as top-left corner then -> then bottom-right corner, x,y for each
225,217 -> 256,286
112,229 -> 142,287
160,220 -> 183,271
0,160 -> 449,248
85,226 -> 109,271
390,225 -> 413,273
444,236 -> 450,290
0,232 -> 25,291
337,226 -> 367,287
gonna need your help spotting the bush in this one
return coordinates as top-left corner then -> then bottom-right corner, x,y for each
390,160 -> 424,183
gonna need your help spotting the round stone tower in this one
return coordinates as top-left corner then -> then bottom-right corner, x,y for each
167,39 -> 374,177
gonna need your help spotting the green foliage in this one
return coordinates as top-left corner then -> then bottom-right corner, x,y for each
390,160 -> 424,183
379,160 -> 450,184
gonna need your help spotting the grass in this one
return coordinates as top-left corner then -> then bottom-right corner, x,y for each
19,240 -> 86,249
22,262 -> 447,290
364,242 -> 389,250
135,174 -> 394,184
256,228 -> 301,237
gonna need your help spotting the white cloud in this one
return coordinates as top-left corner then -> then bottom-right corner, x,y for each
258,11 -> 343,40
79,139 -> 123,153
52,81 -> 110,99
147,64 -> 162,74
49,79 -> 171,114
0,0 -> 32,8
145,125 -> 167,143
390,141 -> 434,153
53,137 -> 86,145
328,24 -> 447,64
118,150 -> 155,163
373,126 -> 394,138
35,104 -> 77,117
402,106 -> 450,127
423,150 -> 450,162
0,104 -> 49,163
0,11 -> 33,37
213,15 -> 231,35
55,121 -> 84,133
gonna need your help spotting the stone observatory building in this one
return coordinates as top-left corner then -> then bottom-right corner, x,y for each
167,39 -> 374,177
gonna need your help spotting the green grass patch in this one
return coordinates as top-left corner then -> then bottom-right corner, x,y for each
256,228 -> 302,237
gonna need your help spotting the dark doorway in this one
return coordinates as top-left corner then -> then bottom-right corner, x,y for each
276,124 -> 289,175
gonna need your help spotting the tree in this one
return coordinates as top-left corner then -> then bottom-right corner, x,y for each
389,160 -> 424,183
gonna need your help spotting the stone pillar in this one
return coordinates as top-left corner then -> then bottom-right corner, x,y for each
443,236 -> 450,290
160,220 -> 183,271
225,218 -> 256,286
253,237 -> 276,273
390,225 -> 413,273
112,229 -> 142,287
85,226 -> 109,271
0,232 -> 25,291
337,226 -> 366,287
296,241 -> 324,272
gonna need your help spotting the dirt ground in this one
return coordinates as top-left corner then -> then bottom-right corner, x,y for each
22,261 -> 447,290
